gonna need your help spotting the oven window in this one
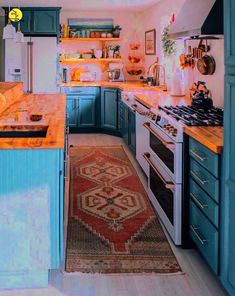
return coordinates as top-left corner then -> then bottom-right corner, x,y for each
150,166 -> 174,225
150,132 -> 174,174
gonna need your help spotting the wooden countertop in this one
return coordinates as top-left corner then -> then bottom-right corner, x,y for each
59,81 -> 164,92
134,93 -> 224,154
184,126 -> 223,154
0,93 -> 66,149
0,82 -> 23,114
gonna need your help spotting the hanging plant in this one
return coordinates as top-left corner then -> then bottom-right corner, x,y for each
161,14 -> 176,57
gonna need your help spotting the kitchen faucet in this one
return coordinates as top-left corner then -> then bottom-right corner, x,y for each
147,58 -> 167,91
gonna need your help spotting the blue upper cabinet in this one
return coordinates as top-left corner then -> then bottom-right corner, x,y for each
101,88 -> 118,130
33,10 -> 59,35
221,0 -> 235,295
224,0 -> 235,73
4,7 -> 61,36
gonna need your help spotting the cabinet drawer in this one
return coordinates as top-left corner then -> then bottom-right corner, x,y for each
61,87 -> 99,94
190,201 -> 219,274
190,159 -> 219,201
189,138 -> 219,178
190,178 -> 219,227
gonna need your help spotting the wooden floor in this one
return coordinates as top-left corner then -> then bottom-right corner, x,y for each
0,134 -> 227,296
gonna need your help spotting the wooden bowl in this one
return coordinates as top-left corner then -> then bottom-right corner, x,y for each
30,114 -> 43,121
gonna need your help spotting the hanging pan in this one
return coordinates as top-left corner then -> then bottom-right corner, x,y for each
197,40 -> 216,75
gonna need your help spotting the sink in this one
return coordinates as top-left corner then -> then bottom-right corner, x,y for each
0,126 -> 48,138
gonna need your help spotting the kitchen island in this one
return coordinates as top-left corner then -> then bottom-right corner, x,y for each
0,83 -> 66,289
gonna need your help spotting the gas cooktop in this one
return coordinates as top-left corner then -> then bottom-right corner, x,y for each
158,105 -> 224,126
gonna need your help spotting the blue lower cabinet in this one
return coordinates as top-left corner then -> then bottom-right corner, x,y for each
101,88 -> 118,130
190,201 -> 219,274
119,100 -> 136,154
66,95 -> 79,127
0,149 -> 64,289
65,87 -> 99,129
129,108 -> 136,154
78,94 -> 96,127
119,101 -> 128,144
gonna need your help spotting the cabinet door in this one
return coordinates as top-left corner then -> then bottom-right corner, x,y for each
66,96 -> 79,127
120,102 -> 128,144
12,10 -> 31,34
221,75 -> 235,294
221,1 -> 235,294
224,0 -> 235,73
78,95 -> 96,127
101,88 -> 118,130
128,108 -> 136,154
33,10 -> 58,34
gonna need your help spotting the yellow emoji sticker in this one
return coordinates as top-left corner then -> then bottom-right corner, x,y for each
9,8 -> 23,22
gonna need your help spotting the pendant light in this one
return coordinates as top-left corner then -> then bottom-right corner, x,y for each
3,1 -> 16,39
14,22 -> 24,43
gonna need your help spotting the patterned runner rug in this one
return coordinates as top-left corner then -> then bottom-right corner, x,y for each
66,146 -> 181,274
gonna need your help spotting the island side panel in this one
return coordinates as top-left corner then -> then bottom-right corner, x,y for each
0,148 -> 64,289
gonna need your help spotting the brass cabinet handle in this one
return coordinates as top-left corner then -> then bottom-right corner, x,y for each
190,225 -> 207,245
143,152 -> 175,189
190,170 -> 208,185
190,149 -> 207,162
131,104 -> 147,115
190,192 -> 208,209
143,122 -> 175,149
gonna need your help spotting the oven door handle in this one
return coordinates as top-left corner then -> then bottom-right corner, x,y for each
143,153 -> 175,190
143,122 -> 175,149
131,104 -> 147,115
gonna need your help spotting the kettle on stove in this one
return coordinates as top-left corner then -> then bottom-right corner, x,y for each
191,81 -> 213,109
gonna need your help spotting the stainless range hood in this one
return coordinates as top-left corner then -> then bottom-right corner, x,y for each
168,0 -> 223,39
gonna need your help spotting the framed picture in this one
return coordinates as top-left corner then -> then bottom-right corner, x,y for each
145,29 -> 156,55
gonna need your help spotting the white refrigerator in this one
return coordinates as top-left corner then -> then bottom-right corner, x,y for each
5,37 -> 58,94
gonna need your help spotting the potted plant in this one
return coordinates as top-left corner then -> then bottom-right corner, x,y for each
113,45 -> 121,58
112,25 -> 122,38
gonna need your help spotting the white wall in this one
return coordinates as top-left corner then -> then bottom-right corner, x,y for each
60,10 -> 144,81
139,0 -> 224,107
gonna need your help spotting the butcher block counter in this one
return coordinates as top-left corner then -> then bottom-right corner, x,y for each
0,92 -> 66,149
60,80 -> 164,92
134,93 -> 223,154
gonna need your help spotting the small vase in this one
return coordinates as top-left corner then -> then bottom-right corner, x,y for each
108,50 -> 114,58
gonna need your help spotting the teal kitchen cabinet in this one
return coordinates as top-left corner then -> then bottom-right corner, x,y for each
33,10 -> 59,35
4,7 -> 60,36
119,100 -> 129,144
101,88 -> 118,130
129,108 -> 136,154
78,94 -> 96,128
17,10 -> 31,34
64,87 -> 99,129
189,138 -> 221,275
0,149 -> 64,289
66,95 -> 79,127
221,0 -> 235,295
119,100 -> 136,154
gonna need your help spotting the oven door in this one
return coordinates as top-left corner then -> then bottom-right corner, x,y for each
143,152 -> 182,245
143,121 -> 182,184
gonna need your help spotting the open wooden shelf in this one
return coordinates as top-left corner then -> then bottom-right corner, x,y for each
60,37 -> 123,42
60,58 -> 122,64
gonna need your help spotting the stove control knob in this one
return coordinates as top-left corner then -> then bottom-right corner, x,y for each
172,129 -> 178,137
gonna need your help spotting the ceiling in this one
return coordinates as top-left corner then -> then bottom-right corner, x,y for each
1,0 -> 160,11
